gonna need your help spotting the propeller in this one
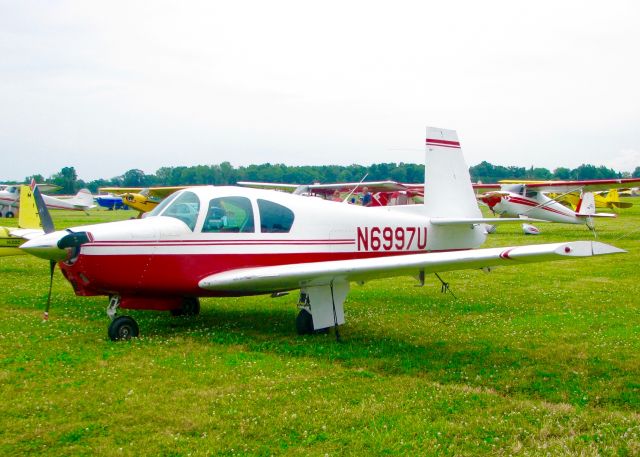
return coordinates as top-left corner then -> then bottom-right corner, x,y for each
32,185 -> 57,320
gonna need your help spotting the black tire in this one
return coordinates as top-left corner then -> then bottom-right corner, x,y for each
295,309 -> 314,335
5,211 -> 14,218
170,297 -> 201,317
108,316 -> 139,341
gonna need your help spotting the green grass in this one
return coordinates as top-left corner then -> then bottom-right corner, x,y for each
1,203 -> 639,456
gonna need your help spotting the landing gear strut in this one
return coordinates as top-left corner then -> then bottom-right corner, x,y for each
106,295 -> 139,341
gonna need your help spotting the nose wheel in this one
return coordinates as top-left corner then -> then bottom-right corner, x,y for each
106,295 -> 139,341
108,316 -> 140,341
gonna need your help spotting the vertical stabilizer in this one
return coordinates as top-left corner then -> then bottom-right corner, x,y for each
576,192 -> 596,215
18,185 -> 41,229
72,189 -> 95,208
423,127 -> 482,218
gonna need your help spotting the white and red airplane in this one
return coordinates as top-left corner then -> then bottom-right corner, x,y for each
20,127 -> 625,340
476,178 -> 640,228
0,185 -> 95,216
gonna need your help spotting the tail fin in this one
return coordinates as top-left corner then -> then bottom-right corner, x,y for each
601,189 -> 633,209
18,185 -> 41,229
71,188 -> 95,209
423,127 -> 482,218
576,192 -> 596,215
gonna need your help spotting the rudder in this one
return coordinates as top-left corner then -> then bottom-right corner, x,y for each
423,127 -> 482,218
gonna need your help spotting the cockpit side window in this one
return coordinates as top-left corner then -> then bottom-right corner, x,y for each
160,191 -> 200,231
202,196 -> 254,233
257,199 -> 295,233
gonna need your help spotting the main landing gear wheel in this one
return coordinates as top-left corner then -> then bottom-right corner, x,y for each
295,309 -> 329,335
296,309 -> 314,335
108,316 -> 139,341
170,297 -> 201,317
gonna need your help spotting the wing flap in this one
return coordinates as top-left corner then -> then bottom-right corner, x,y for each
198,241 -> 624,293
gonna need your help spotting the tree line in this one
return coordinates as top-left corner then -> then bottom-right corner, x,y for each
15,161 -> 640,194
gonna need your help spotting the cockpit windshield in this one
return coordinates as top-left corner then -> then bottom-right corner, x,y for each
147,192 -> 181,217
156,191 -> 200,230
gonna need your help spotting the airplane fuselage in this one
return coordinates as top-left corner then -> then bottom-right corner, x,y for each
482,191 -> 585,224
0,187 -> 92,211
35,186 -> 486,307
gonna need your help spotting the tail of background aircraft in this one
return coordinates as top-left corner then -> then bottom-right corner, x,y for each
576,192 -> 596,216
601,189 -> 633,209
18,185 -> 41,229
422,127 -> 482,219
70,189 -> 95,209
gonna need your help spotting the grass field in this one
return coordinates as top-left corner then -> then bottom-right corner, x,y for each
1,202 -> 639,456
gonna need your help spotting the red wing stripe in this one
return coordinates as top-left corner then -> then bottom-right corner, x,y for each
500,248 -> 514,260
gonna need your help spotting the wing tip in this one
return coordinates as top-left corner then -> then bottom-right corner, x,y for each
557,241 -> 626,257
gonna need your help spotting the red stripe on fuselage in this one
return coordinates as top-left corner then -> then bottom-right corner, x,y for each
506,196 -> 572,217
89,238 -> 356,247
59,249 -> 456,299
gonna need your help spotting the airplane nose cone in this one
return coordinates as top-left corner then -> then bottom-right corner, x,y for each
20,231 -> 70,261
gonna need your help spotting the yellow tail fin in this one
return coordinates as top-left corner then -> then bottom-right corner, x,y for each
18,185 -> 42,229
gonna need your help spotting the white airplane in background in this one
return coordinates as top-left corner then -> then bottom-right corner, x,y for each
20,127 -> 625,341
475,178 -> 640,229
0,185 -> 95,216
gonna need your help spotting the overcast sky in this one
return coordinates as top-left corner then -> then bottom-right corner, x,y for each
1,0 -> 639,182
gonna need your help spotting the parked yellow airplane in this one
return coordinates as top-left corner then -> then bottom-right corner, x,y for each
552,189 -> 632,210
98,186 -> 188,214
0,185 -> 44,256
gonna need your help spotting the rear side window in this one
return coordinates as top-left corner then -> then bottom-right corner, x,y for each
202,196 -> 254,233
258,199 -> 295,233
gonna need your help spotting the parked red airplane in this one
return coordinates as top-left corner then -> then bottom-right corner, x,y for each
20,127 -> 625,340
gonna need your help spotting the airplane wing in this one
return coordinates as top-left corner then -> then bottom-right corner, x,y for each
8,228 -> 44,240
99,187 -> 144,195
146,186 -> 189,198
34,183 -> 62,193
99,186 -> 187,198
236,182 -> 302,192
237,181 -> 410,195
499,178 -> 640,193
199,241 -> 624,294
307,181 -> 409,194
472,183 -> 502,193
430,216 -> 545,225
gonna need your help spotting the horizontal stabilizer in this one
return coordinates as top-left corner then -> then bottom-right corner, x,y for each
198,241 -> 625,294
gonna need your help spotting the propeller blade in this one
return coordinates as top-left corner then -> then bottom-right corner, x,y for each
32,186 -> 55,234
44,259 -> 55,321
